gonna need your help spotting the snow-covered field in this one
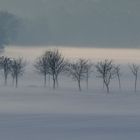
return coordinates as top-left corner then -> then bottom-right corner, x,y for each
0,46 -> 140,140
0,87 -> 140,140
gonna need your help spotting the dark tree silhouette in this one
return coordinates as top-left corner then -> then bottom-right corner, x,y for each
34,55 -> 49,87
45,50 -> 66,89
114,65 -> 121,89
129,64 -> 139,92
66,59 -> 88,91
96,60 -> 115,93
0,11 -> 20,49
0,56 -> 12,85
10,58 -> 26,88
84,61 -> 93,90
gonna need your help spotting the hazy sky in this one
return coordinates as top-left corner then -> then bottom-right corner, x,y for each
0,0 -> 140,47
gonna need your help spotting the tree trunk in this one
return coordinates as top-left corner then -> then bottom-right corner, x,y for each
117,75 -> 121,89
56,76 -> 59,88
106,84 -> 109,93
78,80 -> 81,91
86,78 -> 88,90
118,76 -> 121,89
44,74 -> 47,87
48,74 -> 51,87
103,80 -> 105,89
12,76 -> 15,86
4,74 -> 7,86
135,76 -> 137,93
86,72 -> 88,90
15,75 -> 18,88
53,75 -> 56,89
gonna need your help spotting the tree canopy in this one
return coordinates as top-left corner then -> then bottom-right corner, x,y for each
0,11 -> 20,48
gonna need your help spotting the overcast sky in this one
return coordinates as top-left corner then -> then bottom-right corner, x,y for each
0,0 -> 140,47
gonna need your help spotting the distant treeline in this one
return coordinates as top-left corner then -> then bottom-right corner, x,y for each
1,9 -> 140,48
0,49 -> 139,93
0,11 -> 20,48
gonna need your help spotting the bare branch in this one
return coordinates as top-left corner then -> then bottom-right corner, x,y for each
10,57 -> 26,88
95,59 -> 115,93
66,59 -> 89,91
129,64 -> 139,92
0,56 -> 12,85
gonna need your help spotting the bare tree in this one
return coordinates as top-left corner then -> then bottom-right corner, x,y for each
85,61 -> 93,90
34,55 -> 49,87
0,56 -> 12,85
114,65 -> 121,89
95,60 -> 115,93
10,58 -> 26,88
45,50 -> 66,89
129,64 -> 139,92
66,59 -> 88,91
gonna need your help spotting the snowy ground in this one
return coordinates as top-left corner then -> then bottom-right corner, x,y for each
0,87 -> 140,140
0,46 -> 140,140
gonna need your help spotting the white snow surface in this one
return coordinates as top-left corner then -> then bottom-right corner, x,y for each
0,87 -> 140,140
0,46 -> 140,140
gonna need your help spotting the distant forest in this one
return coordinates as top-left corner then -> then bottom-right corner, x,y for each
0,0 -> 140,47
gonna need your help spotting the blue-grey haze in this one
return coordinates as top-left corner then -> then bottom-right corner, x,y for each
0,0 -> 140,47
